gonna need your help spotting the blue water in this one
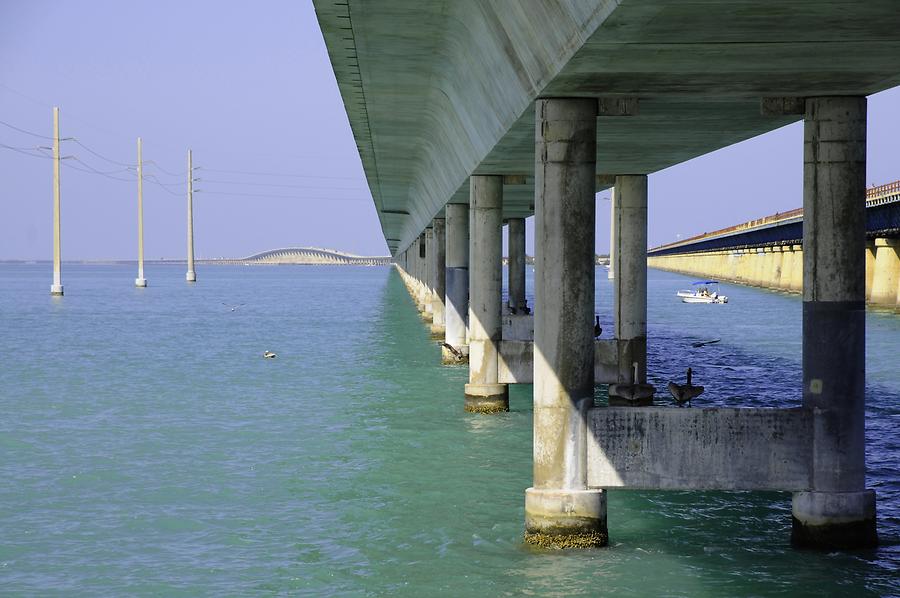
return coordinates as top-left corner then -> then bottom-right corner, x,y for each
0,263 -> 897,596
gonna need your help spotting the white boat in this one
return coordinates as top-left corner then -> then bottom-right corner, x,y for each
677,281 -> 728,304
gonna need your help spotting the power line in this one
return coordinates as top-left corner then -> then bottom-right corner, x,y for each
64,158 -> 137,183
143,160 -> 186,178
144,174 -> 182,196
72,138 -> 136,168
143,176 -> 181,187
198,167 -> 361,181
0,141 -> 53,158
0,118 -> 55,140
197,190 -> 368,202
71,156 -> 135,176
198,178 -> 366,192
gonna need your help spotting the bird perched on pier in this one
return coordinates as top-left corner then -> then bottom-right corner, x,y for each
263,350 -> 277,359
668,367 -> 704,407
594,315 -> 602,338
441,342 -> 464,362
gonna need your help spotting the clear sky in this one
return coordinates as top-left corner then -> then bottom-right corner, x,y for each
1,1 -> 898,260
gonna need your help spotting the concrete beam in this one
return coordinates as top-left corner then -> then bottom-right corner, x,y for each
587,407 -> 812,491
760,96 -> 806,116
498,339 -> 621,385
598,97 -> 639,117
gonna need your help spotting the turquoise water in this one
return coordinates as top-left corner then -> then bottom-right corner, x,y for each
0,263 -> 897,596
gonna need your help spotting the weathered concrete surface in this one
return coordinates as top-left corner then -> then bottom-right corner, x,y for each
613,175 -> 648,385
424,228 -> 434,315
528,98 -> 605,548
444,204 -> 469,354
587,407 -> 812,490
316,1 -> 900,254
465,176 -> 507,413
498,339 -> 621,386
430,218 -> 446,335
797,96 -> 876,548
501,313 -> 533,342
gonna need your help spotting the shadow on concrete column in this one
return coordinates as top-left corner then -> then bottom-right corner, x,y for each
422,229 -> 434,321
430,218 -> 446,338
613,175 -> 648,391
507,217 -> 527,313
464,176 -> 508,413
525,97 -> 606,549
793,96 -> 877,549
443,203 -> 470,365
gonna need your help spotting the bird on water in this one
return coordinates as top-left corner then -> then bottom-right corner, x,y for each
263,350 -> 277,359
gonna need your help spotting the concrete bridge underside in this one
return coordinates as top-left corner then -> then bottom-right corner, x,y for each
315,0 -> 900,552
317,0 -> 900,254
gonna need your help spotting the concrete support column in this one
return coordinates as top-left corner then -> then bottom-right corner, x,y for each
443,203 -> 470,364
869,238 -> 900,306
864,241 -> 876,301
793,96 -> 876,549
507,217 -> 527,313
464,176 -> 508,412
614,175 -> 648,385
525,98 -> 606,548
417,234 -> 428,312
788,245 -> 803,292
423,228 -> 435,319
771,246 -> 785,289
430,218 -> 446,337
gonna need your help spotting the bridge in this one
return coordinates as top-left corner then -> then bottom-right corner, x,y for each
648,180 -> 900,307
314,0 -> 900,550
213,247 -> 391,266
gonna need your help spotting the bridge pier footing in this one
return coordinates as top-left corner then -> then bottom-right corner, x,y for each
525,97 -> 606,548
794,96 -> 877,549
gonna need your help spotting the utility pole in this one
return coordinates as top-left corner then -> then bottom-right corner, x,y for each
135,137 -> 147,287
186,149 -> 196,282
608,187 -> 616,280
50,107 -> 64,295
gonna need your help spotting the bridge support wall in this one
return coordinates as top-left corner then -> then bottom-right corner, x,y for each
649,238 -> 897,309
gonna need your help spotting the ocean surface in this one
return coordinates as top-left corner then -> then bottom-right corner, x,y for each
0,263 -> 897,596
